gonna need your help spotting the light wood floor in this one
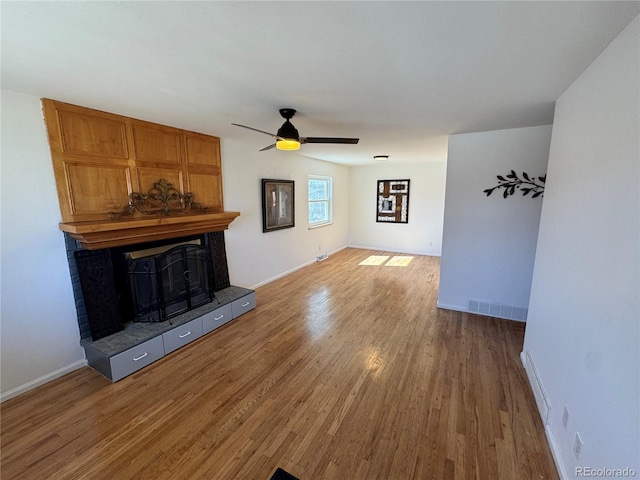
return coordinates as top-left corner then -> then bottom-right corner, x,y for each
1,248 -> 558,480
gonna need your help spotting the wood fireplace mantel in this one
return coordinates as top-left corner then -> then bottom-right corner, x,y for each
43,99 -> 241,250
60,211 -> 240,250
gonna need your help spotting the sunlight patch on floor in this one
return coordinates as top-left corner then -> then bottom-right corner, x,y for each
385,256 -> 413,267
359,255 -> 390,266
358,255 -> 413,267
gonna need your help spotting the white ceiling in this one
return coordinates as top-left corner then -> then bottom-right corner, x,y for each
2,1 -> 639,166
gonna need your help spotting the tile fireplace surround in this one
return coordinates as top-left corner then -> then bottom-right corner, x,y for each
65,231 -> 256,382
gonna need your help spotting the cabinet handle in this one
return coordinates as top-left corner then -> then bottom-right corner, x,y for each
214,315 -> 225,321
179,331 -> 192,338
241,302 -> 250,307
133,352 -> 148,361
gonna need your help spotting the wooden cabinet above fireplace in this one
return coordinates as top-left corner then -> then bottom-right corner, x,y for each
42,99 -> 239,249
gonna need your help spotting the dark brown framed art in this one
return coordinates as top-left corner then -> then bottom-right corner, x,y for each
376,179 -> 410,223
262,179 -> 295,232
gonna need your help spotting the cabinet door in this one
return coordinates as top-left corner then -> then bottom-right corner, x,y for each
162,318 -> 203,354
185,134 -> 220,168
231,293 -> 257,318
131,123 -> 182,166
184,133 -> 224,212
202,304 -> 233,334
110,336 -> 164,382
187,172 -> 223,212
42,99 -> 135,223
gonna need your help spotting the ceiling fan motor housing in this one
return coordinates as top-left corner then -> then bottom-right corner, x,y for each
277,119 -> 299,140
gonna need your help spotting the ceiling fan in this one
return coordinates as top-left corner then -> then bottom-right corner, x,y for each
232,108 -> 359,151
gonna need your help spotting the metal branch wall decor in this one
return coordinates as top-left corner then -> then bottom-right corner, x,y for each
484,170 -> 546,199
109,178 -> 207,219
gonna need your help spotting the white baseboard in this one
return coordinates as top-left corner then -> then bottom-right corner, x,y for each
348,244 -> 441,257
520,350 -> 567,480
545,424 -> 570,480
250,245 -> 348,290
250,259 -> 315,289
1,358 -> 87,403
520,350 -> 527,366
436,301 -> 466,312
327,245 -> 347,257
521,349 -> 551,425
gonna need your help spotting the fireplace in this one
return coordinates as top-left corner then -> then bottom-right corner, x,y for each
69,231 -> 231,341
40,100 -> 243,346
126,240 -> 213,323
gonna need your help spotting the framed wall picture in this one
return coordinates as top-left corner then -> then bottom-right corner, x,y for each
377,179 -> 410,223
262,179 -> 295,232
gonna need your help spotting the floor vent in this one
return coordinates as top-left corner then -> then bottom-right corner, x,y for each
522,349 -> 551,425
468,300 -> 528,321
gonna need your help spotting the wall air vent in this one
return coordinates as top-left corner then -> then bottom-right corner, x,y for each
468,299 -> 528,321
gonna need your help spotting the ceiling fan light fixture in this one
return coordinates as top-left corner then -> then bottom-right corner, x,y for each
374,155 -> 389,161
232,107 -> 359,152
276,139 -> 301,151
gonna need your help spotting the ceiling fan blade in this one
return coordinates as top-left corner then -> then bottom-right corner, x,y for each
259,143 -> 276,151
232,123 -> 277,138
301,137 -> 359,145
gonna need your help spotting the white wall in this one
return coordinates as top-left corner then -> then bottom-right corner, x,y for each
523,16 -> 639,479
0,90 -> 351,397
0,90 -> 86,399
221,140 -> 350,289
438,125 -> 551,319
348,162 -> 446,256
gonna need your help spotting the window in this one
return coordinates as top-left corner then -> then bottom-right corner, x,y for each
308,175 -> 332,227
